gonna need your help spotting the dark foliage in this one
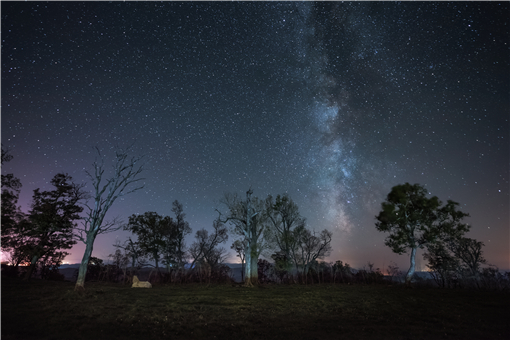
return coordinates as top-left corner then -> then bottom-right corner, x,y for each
257,259 -> 275,284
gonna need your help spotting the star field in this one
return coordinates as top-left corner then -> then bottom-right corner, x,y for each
2,2 -> 508,270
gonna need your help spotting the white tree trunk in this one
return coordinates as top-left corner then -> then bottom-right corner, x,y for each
243,241 -> 259,286
75,234 -> 95,290
405,246 -> 417,284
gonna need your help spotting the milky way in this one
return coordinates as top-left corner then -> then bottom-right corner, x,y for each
2,2 -> 508,269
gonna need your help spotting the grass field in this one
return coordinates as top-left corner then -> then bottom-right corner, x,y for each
2,276 -> 509,340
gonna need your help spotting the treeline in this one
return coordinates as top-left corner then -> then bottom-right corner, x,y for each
2,146 -> 508,290
1,146 -> 332,287
79,190 -> 333,285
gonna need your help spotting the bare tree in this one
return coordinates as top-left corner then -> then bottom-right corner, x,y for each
291,226 -> 333,281
425,236 -> 487,288
447,237 -> 486,279
217,189 -> 268,286
74,147 -> 144,291
108,248 -> 129,283
113,237 -> 149,275
188,219 -> 228,271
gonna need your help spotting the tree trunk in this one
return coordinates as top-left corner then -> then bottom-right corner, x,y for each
244,248 -> 252,286
405,247 -> 417,284
243,240 -> 260,286
244,253 -> 259,286
75,235 -> 95,290
240,258 -> 245,282
23,255 -> 40,280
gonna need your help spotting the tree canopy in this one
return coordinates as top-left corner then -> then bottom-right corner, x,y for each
24,173 -> 86,279
375,182 -> 470,284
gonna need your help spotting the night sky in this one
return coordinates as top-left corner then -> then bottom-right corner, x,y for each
2,2 -> 508,270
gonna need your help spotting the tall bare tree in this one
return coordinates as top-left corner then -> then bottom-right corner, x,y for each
291,226 -> 333,279
74,148 -> 144,290
217,189 -> 268,286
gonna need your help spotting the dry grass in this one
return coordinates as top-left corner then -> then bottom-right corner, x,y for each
2,276 -> 509,340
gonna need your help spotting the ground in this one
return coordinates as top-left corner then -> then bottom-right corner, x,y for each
2,276 -> 509,340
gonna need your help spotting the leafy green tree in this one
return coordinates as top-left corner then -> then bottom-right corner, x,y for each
24,173 -> 86,280
124,211 -> 173,272
375,183 -> 470,284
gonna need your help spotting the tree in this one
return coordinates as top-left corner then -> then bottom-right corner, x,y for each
74,147 -> 144,290
447,236 -> 486,279
332,260 -> 353,283
290,226 -> 333,281
108,248 -> 130,283
124,211 -> 173,273
24,173 -> 86,280
188,219 -> 228,271
425,236 -> 486,288
424,242 -> 460,288
39,250 -> 68,281
375,183 -> 470,284
162,200 -> 192,270
265,194 -> 305,273
231,239 -> 248,282
217,189 -> 268,286
113,237 -> 149,274
1,146 -> 25,257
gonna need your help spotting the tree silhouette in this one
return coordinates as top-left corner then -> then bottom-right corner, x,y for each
24,173 -> 86,280
376,183 -> 470,284
265,194 -> 306,274
1,146 -> 26,263
124,211 -> 173,273
217,189 -> 268,286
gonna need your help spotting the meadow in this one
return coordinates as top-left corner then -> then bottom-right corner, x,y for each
2,276 -> 509,340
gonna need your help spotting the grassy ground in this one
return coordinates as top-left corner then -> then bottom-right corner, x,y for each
2,276 -> 509,340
